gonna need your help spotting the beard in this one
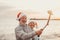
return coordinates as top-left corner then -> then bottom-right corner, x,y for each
22,20 -> 27,23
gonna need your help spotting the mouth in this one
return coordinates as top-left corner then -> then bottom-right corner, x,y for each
22,20 -> 26,23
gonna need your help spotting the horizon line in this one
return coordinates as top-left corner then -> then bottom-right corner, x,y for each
30,18 -> 60,20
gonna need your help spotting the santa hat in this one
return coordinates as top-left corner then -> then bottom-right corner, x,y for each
16,12 -> 26,21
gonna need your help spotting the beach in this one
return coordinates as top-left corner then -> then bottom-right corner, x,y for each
0,10 -> 60,40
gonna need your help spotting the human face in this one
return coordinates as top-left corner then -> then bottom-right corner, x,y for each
28,22 -> 35,29
19,16 -> 27,25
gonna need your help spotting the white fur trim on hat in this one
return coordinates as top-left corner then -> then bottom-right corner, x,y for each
16,12 -> 26,21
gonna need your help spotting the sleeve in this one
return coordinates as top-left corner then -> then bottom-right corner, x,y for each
15,27 -> 36,40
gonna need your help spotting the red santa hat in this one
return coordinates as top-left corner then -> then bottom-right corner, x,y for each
16,12 -> 26,21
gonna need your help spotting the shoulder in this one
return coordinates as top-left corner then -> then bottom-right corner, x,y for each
15,25 -> 23,31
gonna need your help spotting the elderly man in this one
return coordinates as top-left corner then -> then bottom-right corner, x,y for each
15,12 -> 43,40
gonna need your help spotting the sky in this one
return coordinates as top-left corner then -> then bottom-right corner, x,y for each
0,0 -> 60,18
0,0 -> 60,35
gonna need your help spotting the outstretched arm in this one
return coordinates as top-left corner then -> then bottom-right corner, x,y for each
43,10 -> 53,30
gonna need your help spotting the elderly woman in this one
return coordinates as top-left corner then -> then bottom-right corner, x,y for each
28,21 -> 41,40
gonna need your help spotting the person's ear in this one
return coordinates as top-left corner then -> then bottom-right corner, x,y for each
19,19 -> 20,21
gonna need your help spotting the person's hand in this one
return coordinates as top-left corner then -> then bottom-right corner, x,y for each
35,29 -> 43,36
40,29 -> 43,31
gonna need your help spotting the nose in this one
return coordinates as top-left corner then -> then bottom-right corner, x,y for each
23,18 -> 27,22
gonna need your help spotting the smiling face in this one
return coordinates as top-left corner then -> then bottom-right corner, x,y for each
19,16 -> 27,25
28,21 -> 37,29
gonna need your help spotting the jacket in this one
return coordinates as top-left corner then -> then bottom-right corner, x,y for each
15,24 -> 36,40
